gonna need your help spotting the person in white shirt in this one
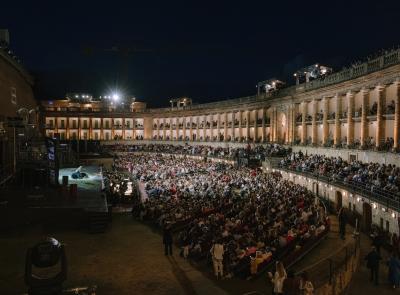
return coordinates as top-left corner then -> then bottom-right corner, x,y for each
210,240 -> 224,279
268,261 -> 287,294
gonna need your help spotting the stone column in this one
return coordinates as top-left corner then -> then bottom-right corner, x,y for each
217,113 -> 221,141
312,99 -> 317,145
89,118 -> 93,140
254,110 -> 258,142
376,85 -> 385,148
132,118 -> 136,140
176,117 -> 179,141
78,118 -> 82,140
209,114 -> 214,141
394,82 -> 400,149
66,117 -> 70,140
322,97 -> 329,145
156,119 -> 160,139
189,117 -> 193,141
347,91 -> 355,146
54,117 -> 58,135
100,118 -> 103,140
224,112 -> 228,142
162,118 -> 166,140
246,110 -> 250,141
196,116 -> 200,141
261,108 -> 266,142
183,117 -> 186,141
231,112 -> 235,142
290,105 -> 295,143
239,110 -> 243,141
360,89 -> 369,147
270,108 -> 275,142
203,115 -> 207,141
169,118 -> 173,141
122,118 -> 126,140
334,94 -> 341,145
301,102 -> 307,144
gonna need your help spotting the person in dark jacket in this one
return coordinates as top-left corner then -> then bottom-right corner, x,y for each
365,246 -> 382,285
163,224 -> 173,256
338,207 -> 347,240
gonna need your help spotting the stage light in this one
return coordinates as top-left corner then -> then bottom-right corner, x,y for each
112,94 -> 120,101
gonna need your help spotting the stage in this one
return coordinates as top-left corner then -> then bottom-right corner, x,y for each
58,166 -> 108,212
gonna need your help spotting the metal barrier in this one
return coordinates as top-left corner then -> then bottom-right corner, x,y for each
295,236 -> 360,294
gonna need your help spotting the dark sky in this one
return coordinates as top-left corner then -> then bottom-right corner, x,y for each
3,1 -> 400,107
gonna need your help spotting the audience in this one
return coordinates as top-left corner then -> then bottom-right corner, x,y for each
112,152 -> 328,279
280,152 -> 400,198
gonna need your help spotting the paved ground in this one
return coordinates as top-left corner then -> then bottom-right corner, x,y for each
0,214 -> 226,295
0,212 -> 358,295
345,230 -> 397,294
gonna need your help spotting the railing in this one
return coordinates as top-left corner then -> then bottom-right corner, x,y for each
295,236 -> 360,294
304,49 -> 400,91
278,165 -> 400,212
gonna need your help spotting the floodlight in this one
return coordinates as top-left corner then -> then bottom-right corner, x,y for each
112,94 -> 120,101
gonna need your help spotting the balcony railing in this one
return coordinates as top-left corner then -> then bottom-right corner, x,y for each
278,165 -> 400,212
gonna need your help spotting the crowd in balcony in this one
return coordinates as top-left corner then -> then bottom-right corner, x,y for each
115,153 -> 328,279
154,117 -> 272,130
103,143 -> 290,160
279,151 -> 400,197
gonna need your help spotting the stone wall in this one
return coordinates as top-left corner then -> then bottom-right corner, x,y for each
0,52 -> 36,178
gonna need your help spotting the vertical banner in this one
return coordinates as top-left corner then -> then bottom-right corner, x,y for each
45,137 -> 59,185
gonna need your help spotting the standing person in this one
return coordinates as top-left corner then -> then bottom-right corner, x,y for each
268,261 -> 287,295
299,272 -> 314,295
338,207 -> 347,240
365,246 -> 382,285
163,224 -> 173,256
210,239 -> 224,279
388,252 -> 400,289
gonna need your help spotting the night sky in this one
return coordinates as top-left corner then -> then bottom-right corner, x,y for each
3,1 -> 400,107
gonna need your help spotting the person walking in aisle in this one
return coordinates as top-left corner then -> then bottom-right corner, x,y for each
365,246 -> 382,285
210,239 -> 224,279
163,224 -> 173,256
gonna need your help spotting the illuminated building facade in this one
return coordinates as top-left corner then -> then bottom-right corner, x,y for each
42,49 -> 400,151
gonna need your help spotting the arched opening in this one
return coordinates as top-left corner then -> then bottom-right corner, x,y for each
362,202 -> 372,233
276,112 -> 287,143
335,191 -> 342,212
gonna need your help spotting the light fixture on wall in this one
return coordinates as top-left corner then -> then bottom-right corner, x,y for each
372,203 -> 377,209
382,207 -> 386,212
357,197 -> 361,202
392,212 -> 396,218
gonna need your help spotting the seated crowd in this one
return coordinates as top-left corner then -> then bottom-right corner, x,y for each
114,153 -> 328,279
280,152 -> 400,197
102,143 -> 290,160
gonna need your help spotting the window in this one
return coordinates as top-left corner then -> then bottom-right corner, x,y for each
10,87 -> 17,104
386,220 -> 390,232
94,132 -> 99,140
83,120 -> 88,129
60,120 -> 65,128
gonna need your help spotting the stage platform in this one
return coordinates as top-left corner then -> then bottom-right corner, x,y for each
58,166 -> 108,212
